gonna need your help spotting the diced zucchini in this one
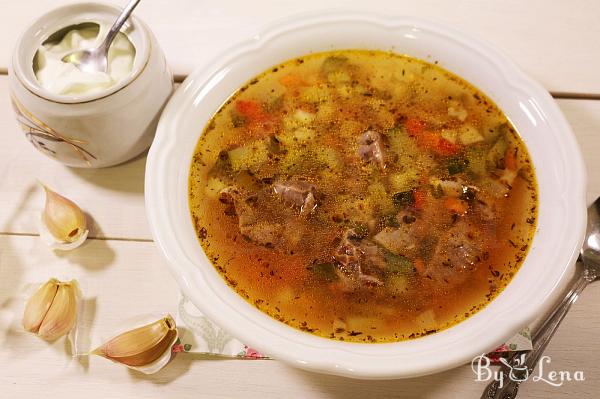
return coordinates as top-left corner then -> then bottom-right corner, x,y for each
368,182 -> 394,213
337,85 -> 353,97
314,146 -> 342,169
392,190 -> 415,207
349,223 -> 369,238
230,112 -> 246,127
383,251 -> 413,274
327,71 -> 351,85
374,227 -> 412,254
441,125 -> 483,146
486,135 -> 508,169
316,103 -> 335,120
312,262 -> 338,282
386,274 -> 408,294
320,56 -> 348,75
382,213 -> 400,228
458,125 -> 484,145
447,156 -> 469,175
300,85 -> 330,103
465,146 -> 486,176
484,122 -> 509,143
388,170 -> 419,192
228,140 -> 269,172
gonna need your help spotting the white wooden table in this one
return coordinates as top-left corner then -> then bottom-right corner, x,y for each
1,1 -> 599,397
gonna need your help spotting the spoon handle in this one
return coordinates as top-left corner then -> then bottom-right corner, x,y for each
100,0 -> 142,52
480,266 -> 590,399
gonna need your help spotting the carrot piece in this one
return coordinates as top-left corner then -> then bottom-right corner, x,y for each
414,189 -> 427,210
504,147 -> 517,170
443,197 -> 468,214
435,138 -> 460,156
415,132 -> 460,156
405,118 -> 425,137
414,259 -> 426,275
279,73 -> 306,88
235,100 -> 266,121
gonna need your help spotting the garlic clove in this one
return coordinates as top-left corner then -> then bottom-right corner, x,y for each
37,281 -> 78,341
22,278 -> 59,333
39,184 -> 88,248
92,315 -> 178,368
37,216 -> 89,251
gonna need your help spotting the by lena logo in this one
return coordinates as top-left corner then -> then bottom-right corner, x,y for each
472,354 -> 585,388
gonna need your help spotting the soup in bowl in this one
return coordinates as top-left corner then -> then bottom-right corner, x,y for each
146,13 -> 585,378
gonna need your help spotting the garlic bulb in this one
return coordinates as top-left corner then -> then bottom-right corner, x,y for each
92,315 -> 178,374
23,278 -> 78,341
38,184 -> 88,250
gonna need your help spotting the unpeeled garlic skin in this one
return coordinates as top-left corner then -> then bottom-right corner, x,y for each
93,316 -> 177,367
37,282 -> 77,341
22,278 -> 59,333
41,185 -> 87,243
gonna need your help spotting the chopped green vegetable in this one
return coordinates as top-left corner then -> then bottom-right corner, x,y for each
312,262 -> 338,281
228,140 -> 269,172
465,146 -> 486,176
388,170 -> 419,192
386,274 -> 408,294
430,183 -> 444,199
264,95 -> 284,112
350,223 -> 369,238
460,186 -> 477,201
486,122 -> 509,143
486,135 -> 508,169
327,71 -> 351,85
230,112 -> 246,127
382,214 -> 400,228
418,236 -> 438,261
383,251 -> 413,274
268,136 -> 285,154
320,56 -> 348,75
447,156 -> 469,175
209,150 -> 232,175
392,190 -> 415,207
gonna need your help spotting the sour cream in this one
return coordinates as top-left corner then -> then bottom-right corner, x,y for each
34,24 -> 135,96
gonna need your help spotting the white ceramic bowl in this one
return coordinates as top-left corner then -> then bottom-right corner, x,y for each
146,12 -> 586,379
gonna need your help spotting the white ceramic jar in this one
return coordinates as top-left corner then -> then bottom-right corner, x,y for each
8,3 -> 173,168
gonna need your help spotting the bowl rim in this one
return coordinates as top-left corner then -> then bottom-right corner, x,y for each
145,11 -> 587,379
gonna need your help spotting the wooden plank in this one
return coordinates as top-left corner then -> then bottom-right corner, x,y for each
0,236 -> 598,398
0,0 -> 599,94
2,75 -> 600,239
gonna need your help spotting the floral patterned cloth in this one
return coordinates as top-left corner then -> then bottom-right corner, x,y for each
174,294 -> 530,361
174,295 -> 268,358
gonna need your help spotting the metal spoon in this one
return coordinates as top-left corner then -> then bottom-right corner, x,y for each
481,197 -> 600,398
61,0 -> 142,73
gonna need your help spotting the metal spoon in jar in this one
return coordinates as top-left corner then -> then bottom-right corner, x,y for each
480,197 -> 600,399
61,0 -> 142,73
